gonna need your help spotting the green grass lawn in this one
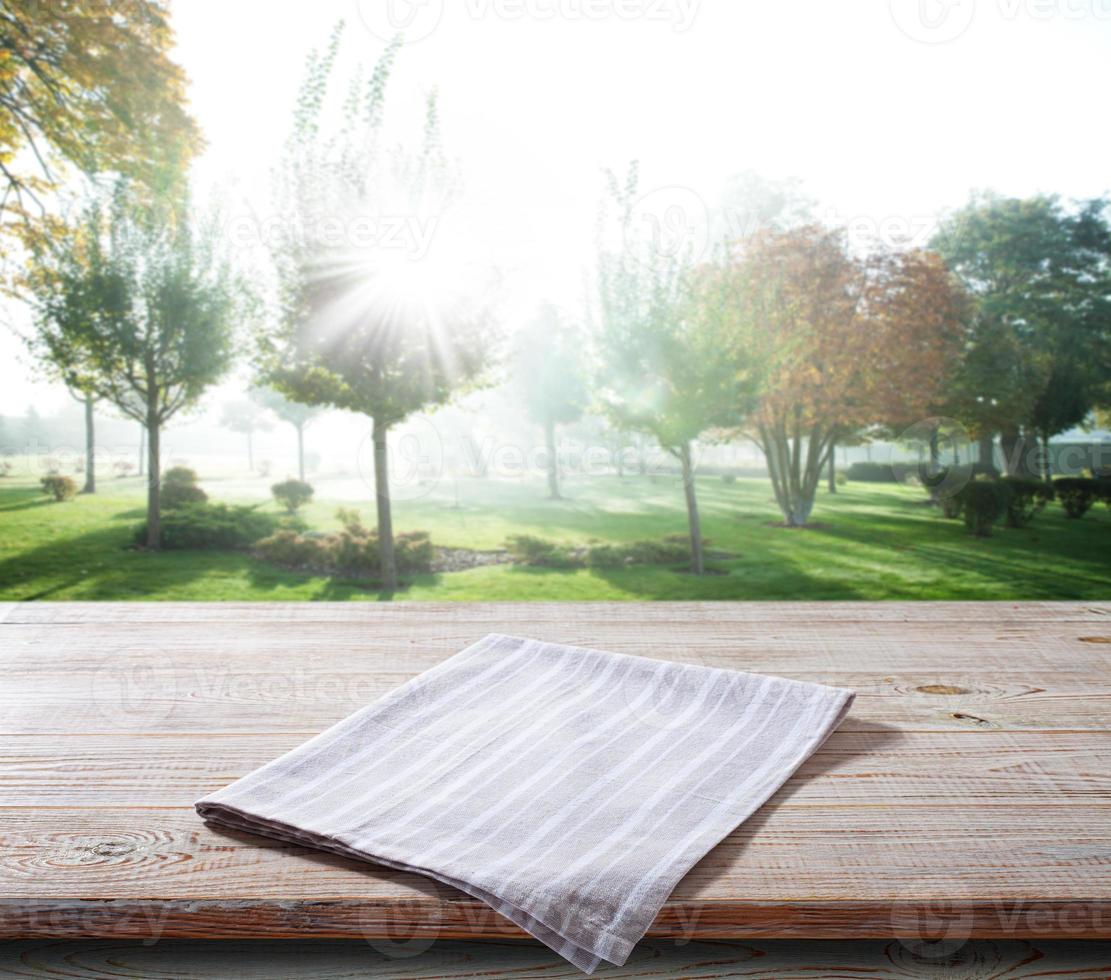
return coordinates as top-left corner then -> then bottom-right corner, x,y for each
0,473 -> 1108,600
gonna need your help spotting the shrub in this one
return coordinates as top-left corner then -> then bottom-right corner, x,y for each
1054,477 -> 1099,519
957,479 -> 1011,537
835,471 -> 847,486
161,480 -> 208,509
137,502 -> 280,550
41,475 -> 77,501
721,473 -> 736,484
254,529 -> 328,568
509,534 -> 702,570
505,534 -> 581,568
163,466 -> 199,486
846,461 -> 896,483
1001,477 -> 1054,528
0,459 -> 12,477
159,466 -> 207,509
272,479 -> 314,513
255,510 -> 433,579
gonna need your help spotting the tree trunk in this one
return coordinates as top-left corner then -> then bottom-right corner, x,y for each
82,394 -> 95,494
145,403 -> 161,550
296,424 -> 305,482
977,430 -> 997,476
679,441 -> 704,575
138,424 -> 146,476
544,417 -> 561,499
1000,426 -> 1020,477
827,444 -> 836,494
373,419 -> 398,590
1041,432 -> 1052,480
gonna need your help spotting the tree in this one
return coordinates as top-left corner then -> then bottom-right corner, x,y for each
251,386 -> 323,481
932,194 -> 1111,477
220,399 -> 272,472
0,0 -> 199,247
595,164 -> 761,574
720,226 -> 967,526
25,183 -> 243,547
259,27 -> 496,589
516,303 -> 587,498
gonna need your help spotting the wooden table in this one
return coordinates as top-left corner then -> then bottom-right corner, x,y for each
3,601 -> 1110,952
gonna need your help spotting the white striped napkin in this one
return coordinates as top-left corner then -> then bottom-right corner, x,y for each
196,633 -> 854,973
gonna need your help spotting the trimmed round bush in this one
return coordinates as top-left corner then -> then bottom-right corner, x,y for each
163,466 -> 200,486
1054,477 -> 1099,519
271,478 -> 314,513
1001,477 -> 1053,528
41,475 -> 77,501
846,461 -> 896,483
161,480 -> 207,509
957,479 -> 1011,537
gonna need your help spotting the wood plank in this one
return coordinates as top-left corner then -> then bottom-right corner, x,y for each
3,939 -> 1111,979
3,806 -> 1108,905
4,732 -> 1110,807
3,668 -> 1110,732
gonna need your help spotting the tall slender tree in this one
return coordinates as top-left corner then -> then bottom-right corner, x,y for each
25,183 -> 243,546
220,399 -> 272,472
251,386 -> 323,481
259,26 -> 496,589
595,164 -> 761,574
517,303 -> 587,499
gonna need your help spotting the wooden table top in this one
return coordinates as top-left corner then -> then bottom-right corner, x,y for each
2,601 -> 1109,943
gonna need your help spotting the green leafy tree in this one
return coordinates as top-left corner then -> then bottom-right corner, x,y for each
259,26 -> 496,589
595,163 -> 761,574
932,194 -> 1111,476
0,0 -> 199,247
25,183 -> 243,547
220,399 -> 273,472
517,303 -> 588,499
250,386 -> 323,481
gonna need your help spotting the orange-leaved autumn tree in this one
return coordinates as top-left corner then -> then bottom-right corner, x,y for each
720,226 -> 967,526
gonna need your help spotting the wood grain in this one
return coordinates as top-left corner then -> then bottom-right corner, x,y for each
2,602 -> 1109,944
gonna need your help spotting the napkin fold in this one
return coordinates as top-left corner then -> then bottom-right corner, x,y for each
196,633 -> 854,973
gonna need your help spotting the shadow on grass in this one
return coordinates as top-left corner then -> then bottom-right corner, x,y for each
0,488 -> 54,513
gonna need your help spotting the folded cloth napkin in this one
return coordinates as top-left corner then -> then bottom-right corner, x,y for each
196,633 -> 854,973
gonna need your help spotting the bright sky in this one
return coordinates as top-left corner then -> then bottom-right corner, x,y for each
3,0 -> 1110,415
